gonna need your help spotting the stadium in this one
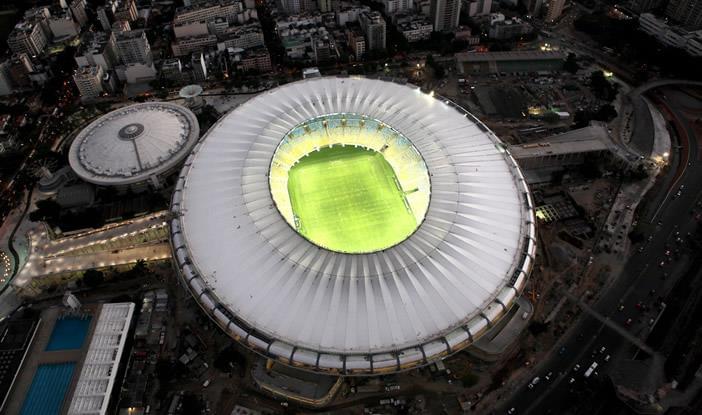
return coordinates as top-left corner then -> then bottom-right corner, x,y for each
170,77 -> 536,375
68,102 -> 200,189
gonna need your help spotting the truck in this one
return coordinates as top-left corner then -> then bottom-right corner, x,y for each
584,362 -> 598,378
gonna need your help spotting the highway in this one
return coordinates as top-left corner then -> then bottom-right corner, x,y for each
495,86 -> 702,415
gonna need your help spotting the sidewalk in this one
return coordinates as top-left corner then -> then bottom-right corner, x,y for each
598,97 -> 671,256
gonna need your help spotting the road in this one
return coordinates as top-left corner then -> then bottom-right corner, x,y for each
496,86 -> 702,414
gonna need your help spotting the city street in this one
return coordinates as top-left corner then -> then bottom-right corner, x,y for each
495,86 -> 702,414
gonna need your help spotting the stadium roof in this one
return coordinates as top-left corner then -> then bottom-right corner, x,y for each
170,77 -> 536,374
68,102 -> 199,186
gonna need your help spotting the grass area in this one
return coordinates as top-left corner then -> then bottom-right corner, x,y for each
287,145 -> 416,253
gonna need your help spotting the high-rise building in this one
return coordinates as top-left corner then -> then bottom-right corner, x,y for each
520,0 -> 541,15
0,62 -> 13,96
281,0 -> 302,14
191,52 -> 208,81
73,65 -> 105,101
68,0 -> 88,27
6,54 -> 34,89
546,0 -> 565,23
97,7 -> 112,31
75,31 -> 119,71
359,11 -> 386,50
465,0 -> 492,16
666,0 -> 702,29
632,0 -> 664,13
114,0 -> 138,22
7,21 -> 49,57
430,0 -> 461,31
347,26 -> 366,60
318,0 -> 334,12
174,0 -> 245,24
113,29 -> 152,64
384,0 -> 413,14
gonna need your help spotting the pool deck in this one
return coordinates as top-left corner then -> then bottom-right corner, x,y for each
4,305 -> 100,415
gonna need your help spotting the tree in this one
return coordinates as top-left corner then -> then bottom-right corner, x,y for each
594,104 -> 617,122
589,70 -> 617,101
181,393 -> 202,414
564,53 -> 579,74
461,372 -> 480,388
83,269 -> 105,287
542,111 -> 561,124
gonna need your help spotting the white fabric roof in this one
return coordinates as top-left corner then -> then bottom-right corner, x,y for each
68,102 -> 199,185
171,77 -> 536,373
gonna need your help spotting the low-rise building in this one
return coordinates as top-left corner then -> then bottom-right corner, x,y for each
174,20 -> 210,38
217,23 -> 265,50
172,34 -> 218,56
686,31 -> 702,56
456,50 -> 565,74
160,58 -> 189,82
488,17 -> 532,39
0,62 -> 14,96
174,0 -> 245,25
639,13 -> 702,56
397,17 -> 433,42
2,54 -> 34,90
234,46 -> 273,72
49,12 -> 80,39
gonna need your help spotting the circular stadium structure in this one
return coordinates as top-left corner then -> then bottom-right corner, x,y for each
170,77 -> 536,375
68,102 -> 199,188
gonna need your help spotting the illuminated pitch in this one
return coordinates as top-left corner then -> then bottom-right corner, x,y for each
269,113 -> 431,253
287,145 -> 417,253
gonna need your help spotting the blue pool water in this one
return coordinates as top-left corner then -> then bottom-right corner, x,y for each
45,316 -> 91,351
20,363 -> 76,415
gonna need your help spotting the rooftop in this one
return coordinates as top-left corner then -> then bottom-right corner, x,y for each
509,125 -> 611,158
455,50 -> 565,62
68,102 -> 199,186
171,77 -> 536,373
67,303 -> 135,415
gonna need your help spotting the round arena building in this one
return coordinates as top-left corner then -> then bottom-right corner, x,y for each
68,102 -> 200,189
170,77 -> 536,375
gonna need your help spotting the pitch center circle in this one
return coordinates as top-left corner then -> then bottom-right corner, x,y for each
269,114 -> 431,254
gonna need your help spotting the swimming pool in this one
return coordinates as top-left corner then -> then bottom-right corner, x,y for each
20,362 -> 76,415
45,316 -> 91,351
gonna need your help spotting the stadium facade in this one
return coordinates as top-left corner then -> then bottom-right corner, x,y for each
68,102 -> 199,189
170,77 -> 536,375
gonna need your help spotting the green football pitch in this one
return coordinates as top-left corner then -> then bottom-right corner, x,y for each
287,145 -> 417,253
